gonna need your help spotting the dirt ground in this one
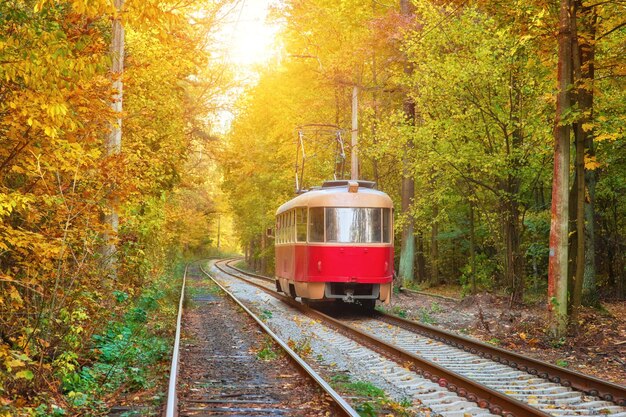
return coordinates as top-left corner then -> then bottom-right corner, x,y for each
176,265 -> 341,417
386,287 -> 626,386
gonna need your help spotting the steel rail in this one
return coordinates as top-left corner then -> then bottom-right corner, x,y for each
165,263 -> 188,417
213,260 -> 551,417
199,262 -> 360,417
400,287 -> 461,302
225,259 -> 273,282
224,259 -> 626,406
374,312 -> 626,406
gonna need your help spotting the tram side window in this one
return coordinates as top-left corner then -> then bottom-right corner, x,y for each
280,214 -> 285,244
382,208 -> 391,243
296,208 -> 307,242
289,210 -> 294,243
277,215 -> 282,244
309,207 -> 324,242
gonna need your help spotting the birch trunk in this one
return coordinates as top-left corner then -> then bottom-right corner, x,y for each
103,0 -> 124,276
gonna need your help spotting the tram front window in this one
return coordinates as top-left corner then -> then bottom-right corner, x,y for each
325,208 -> 382,243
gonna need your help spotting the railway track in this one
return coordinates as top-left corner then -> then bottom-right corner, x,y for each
164,262 -> 360,417
216,259 -> 626,417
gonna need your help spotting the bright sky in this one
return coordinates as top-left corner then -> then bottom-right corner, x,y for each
212,0 -> 282,132
217,0 -> 281,67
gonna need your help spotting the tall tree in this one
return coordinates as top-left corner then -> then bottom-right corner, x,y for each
548,0 -> 573,337
398,0 -> 416,286
103,0 -> 125,276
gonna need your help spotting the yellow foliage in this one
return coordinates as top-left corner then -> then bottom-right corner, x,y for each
584,155 -> 602,170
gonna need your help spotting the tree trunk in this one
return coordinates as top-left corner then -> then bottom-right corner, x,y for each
430,204 -> 439,286
568,172 -> 578,305
502,196 -> 524,302
583,163 -> 598,306
416,232 -> 427,283
572,120 -> 585,316
103,0 -> 124,278
577,2 -> 599,307
548,0 -> 573,338
398,0 -> 417,286
399,173 -> 415,285
570,0 -> 587,318
613,201 -> 625,299
469,201 -> 477,294
504,52 -> 525,303
261,233 -> 267,274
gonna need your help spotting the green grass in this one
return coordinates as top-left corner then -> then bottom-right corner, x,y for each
487,337 -> 501,346
329,373 -> 415,417
388,306 -> 408,318
256,336 -> 279,361
330,375 -> 385,398
418,307 -> 435,324
49,272 -> 181,416
259,309 -> 273,320
555,359 -> 569,367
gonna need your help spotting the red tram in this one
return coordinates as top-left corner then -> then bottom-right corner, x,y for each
274,180 -> 394,309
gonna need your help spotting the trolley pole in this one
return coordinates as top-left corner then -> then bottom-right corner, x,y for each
351,86 -> 359,180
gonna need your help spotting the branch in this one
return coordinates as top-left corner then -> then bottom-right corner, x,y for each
597,21 -> 626,41
0,278 -> 43,296
430,145 -> 501,196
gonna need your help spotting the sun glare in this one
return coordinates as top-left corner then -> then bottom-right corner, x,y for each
221,1 -> 280,66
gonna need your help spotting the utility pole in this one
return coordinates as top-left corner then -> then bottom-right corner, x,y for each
351,86 -> 359,180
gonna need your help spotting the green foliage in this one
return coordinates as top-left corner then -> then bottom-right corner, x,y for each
330,373 -> 413,417
256,337 -> 279,361
555,359 -> 569,368
58,281 -> 175,414
330,374 -> 385,398
460,254 -> 501,295
388,306 -> 408,319
259,310 -> 273,321
418,308 -> 435,325
550,337 -> 566,348
0,0 -> 226,411
429,302 -> 442,314
487,338 -> 501,346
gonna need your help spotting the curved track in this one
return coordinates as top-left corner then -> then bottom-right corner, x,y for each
218,259 -> 626,417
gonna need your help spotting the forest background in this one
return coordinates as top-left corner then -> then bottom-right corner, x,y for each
0,0 -> 625,415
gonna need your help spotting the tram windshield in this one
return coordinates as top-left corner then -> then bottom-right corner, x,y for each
314,207 -> 391,244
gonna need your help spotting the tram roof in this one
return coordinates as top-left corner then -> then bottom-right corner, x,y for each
276,182 -> 393,215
